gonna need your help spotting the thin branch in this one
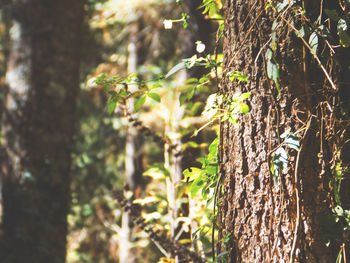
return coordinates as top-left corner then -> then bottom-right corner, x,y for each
280,15 -> 337,91
289,116 -> 313,263
151,238 -> 171,258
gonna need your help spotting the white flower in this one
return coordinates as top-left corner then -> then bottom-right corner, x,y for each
163,20 -> 173,29
196,41 -> 206,53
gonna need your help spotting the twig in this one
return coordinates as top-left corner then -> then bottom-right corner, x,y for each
254,36 -> 272,65
152,238 -> 171,258
289,116 -> 313,263
280,15 -> 337,91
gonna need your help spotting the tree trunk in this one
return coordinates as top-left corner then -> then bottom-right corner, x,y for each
219,0 -> 350,262
119,22 -> 139,263
0,1 -> 83,262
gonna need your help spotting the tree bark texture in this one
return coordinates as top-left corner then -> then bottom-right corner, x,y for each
0,1 -> 83,262
219,0 -> 350,262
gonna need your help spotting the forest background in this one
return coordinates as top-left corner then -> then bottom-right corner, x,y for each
0,0 -> 350,263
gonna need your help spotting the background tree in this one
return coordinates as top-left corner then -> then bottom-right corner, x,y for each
0,1 -> 84,262
218,0 -> 350,262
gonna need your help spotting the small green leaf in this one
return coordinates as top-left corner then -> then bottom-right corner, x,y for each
165,61 -> 186,78
134,96 -> 146,111
108,100 -> 117,114
334,205 -> 344,216
276,0 -> 289,12
284,134 -> 300,151
190,176 -> 205,197
143,163 -> 170,179
273,147 -> 288,172
267,58 -> 280,96
297,26 -> 305,38
180,87 -> 195,106
239,92 -> 252,101
179,93 -> 187,106
183,167 -> 202,180
147,92 -> 161,102
95,73 -> 107,84
267,60 -> 279,81
119,88 -> 129,97
309,32 -> 318,53
228,71 -> 248,82
208,137 -> 219,160
223,234 -> 231,243
185,78 -> 198,84
205,164 -> 218,176
199,76 -> 209,83
338,18 -> 348,31
239,102 -> 250,114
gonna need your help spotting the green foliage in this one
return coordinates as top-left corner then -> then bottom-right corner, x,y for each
324,8 -> 350,47
199,0 -> 223,20
95,73 -> 163,114
270,130 -> 300,185
183,137 -> 219,202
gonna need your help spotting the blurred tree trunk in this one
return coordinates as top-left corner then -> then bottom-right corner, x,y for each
219,0 -> 350,262
0,1 -> 83,262
119,22 -> 139,263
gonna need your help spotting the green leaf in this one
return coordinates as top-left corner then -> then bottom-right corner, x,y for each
267,60 -> 279,81
205,164 -> 218,176
183,167 -> 203,181
239,92 -> 252,101
95,73 -> 107,84
338,18 -> 348,31
165,61 -> 186,78
334,205 -> 344,216
239,102 -> 250,114
199,76 -> 209,83
309,31 -> 318,53
273,147 -> 288,173
108,100 -> 117,114
297,26 -> 305,38
134,96 -> 146,111
208,137 -> 219,161
228,71 -> 248,82
119,88 -> 129,97
147,92 -> 161,102
223,234 -> 231,243
179,93 -> 187,106
185,78 -> 198,84
284,134 -> 300,151
267,58 -> 280,96
180,87 -> 195,106
190,176 -> 205,197
276,0 -> 289,12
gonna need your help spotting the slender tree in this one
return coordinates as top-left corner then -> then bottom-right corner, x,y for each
219,0 -> 350,262
0,1 -> 84,262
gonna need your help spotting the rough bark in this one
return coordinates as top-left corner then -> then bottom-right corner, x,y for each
219,0 -> 350,262
0,1 -> 83,262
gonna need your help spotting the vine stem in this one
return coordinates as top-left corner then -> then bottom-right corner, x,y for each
280,15 -> 337,91
289,116 -> 313,263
